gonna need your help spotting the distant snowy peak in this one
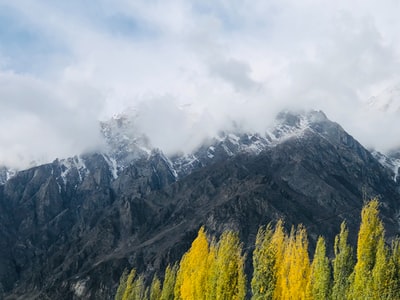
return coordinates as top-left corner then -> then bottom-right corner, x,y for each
367,84 -> 400,114
100,112 -> 152,164
58,155 -> 89,185
95,109 -> 336,180
0,110 -> 340,185
372,150 -> 400,182
170,110 -> 331,178
0,167 -> 17,185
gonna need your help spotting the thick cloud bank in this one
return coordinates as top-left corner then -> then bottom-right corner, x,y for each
0,1 -> 400,168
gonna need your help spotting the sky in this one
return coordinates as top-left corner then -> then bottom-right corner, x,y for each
0,0 -> 400,169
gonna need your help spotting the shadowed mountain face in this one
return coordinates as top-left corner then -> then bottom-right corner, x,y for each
0,111 -> 399,299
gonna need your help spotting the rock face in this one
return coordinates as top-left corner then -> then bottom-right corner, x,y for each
0,111 -> 399,299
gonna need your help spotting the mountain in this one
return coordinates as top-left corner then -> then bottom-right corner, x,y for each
0,110 -> 399,299
0,167 -> 16,186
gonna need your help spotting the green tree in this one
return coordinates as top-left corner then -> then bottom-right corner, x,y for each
160,264 -> 178,300
332,222 -> 354,300
122,269 -> 137,300
131,274 -> 147,300
251,224 -> 277,300
115,269 -> 129,300
212,230 -> 246,300
307,236 -> 331,300
386,239 -> 400,299
149,275 -> 161,300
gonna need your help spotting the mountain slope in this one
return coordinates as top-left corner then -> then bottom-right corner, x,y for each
0,111 -> 399,299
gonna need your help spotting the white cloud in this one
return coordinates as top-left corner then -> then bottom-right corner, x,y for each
0,0 -> 400,168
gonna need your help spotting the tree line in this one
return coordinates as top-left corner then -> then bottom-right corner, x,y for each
115,199 -> 400,299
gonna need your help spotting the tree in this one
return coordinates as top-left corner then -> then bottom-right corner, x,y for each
115,269 -> 129,300
386,239 -> 400,299
212,230 -> 246,300
270,220 -> 287,300
251,224 -> 277,300
307,236 -> 331,299
131,274 -> 147,300
160,264 -> 178,300
174,227 -> 211,300
332,222 -> 354,300
122,269 -> 137,300
149,275 -> 161,300
349,198 -> 385,299
371,236 -> 392,299
281,225 -> 310,300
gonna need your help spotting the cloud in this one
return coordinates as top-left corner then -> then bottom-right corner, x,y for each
0,71 -> 105,168
0,0 -> 400,168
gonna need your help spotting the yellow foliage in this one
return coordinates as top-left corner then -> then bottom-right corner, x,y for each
174,227 -> 211,300
350,198 -> 384,299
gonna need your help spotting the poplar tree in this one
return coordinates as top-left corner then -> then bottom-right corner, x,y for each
115,270 -> 129,300
386,239 -> 400,299
174,227 -> 210,300
212,230 -> 246,300
160,264 -> 178,300
122,269 -> 137,300
131,274 -> 147,300
349,199 -> 384,299
149,275 -> 161,300
332,222 -> 354,300
271,220 -> 287,300
251,224 -> 276,300
205,239 -> 217,300
281,225 -> 310,300
307,236 -> 331,300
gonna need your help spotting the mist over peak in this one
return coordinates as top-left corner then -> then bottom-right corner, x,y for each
1,1 -> 400,169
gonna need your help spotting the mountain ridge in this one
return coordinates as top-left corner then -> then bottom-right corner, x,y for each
0,110 -> 399,299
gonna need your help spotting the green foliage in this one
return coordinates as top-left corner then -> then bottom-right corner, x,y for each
160,264 -> 178,300
386,239 -> 400,299
149,275 -> 161,300
332,222 -> 354,300
115,269 -> 129,300
251,224 -> 276,300
371,237 -> 390,299
307,236 -> 331,300
122,269 -> 136,300
212,231 -> 246,300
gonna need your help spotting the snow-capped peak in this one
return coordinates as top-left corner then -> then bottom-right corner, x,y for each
0,167 -> 17,185
100,111 -> 152,168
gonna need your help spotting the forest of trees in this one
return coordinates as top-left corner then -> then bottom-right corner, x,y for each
115,199 -> 400,299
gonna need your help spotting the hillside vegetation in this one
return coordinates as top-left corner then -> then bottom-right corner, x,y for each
116,199 -> 400,300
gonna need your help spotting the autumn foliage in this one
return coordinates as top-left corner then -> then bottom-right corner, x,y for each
116,198 -> 400,299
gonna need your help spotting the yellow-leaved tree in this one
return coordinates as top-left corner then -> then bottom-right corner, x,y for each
270,220 -> 287,300
280,225 -> 310,300
348,198 -> 384,299
174,227 -> 211,300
